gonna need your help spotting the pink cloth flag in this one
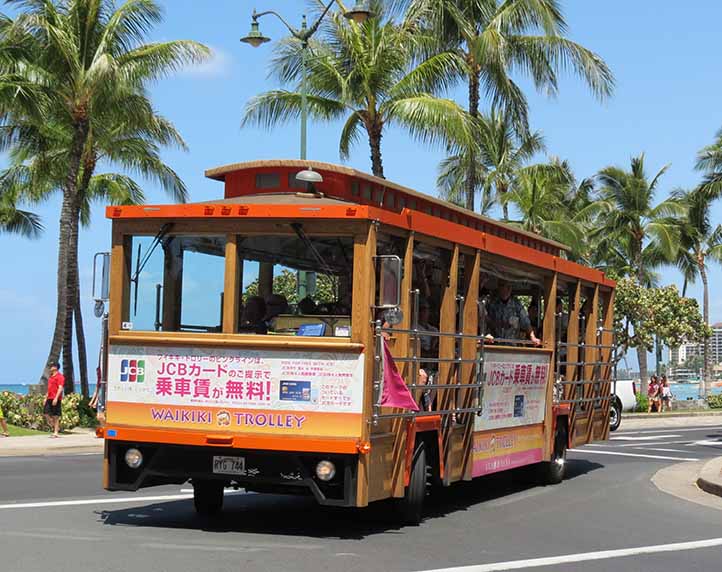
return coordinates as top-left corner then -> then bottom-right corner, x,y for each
379,339 -> 420,411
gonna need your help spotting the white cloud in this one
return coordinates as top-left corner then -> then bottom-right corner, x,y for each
182,46 -> 232,79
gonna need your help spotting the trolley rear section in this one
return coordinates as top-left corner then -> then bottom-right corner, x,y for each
98,160 -> 615,520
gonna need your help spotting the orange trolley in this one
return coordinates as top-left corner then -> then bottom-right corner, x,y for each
97,160 -> 615,522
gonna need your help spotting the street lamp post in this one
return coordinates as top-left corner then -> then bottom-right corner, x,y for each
241,1 -> 371,161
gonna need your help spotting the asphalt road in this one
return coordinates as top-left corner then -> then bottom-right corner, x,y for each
2,424 -> 722,572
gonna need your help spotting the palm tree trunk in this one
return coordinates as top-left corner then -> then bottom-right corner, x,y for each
464,68 -> 480,212
368,120 -> 384,179
636,247 -> 649,394
72,159 -> 95,399
41,190 -> 73,385
637,347 -> 649,397
61,193 -> 82,394
655,336 -> 662,376
40,118 -> 89,387
701,263 -> 710,399
75,278 -> 89,399
62,290 -> 75,393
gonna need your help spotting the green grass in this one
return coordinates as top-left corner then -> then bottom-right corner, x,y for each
5,424 -> 46,437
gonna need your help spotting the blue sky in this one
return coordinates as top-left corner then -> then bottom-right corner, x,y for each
1,0 -> 721,383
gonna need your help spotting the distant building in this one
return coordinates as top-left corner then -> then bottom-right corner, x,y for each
668,322 -> 722,381
712,322 -> 722,365
669,343 -> 702,366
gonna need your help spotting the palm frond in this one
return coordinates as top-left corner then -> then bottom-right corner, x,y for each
242,90 -> 346,129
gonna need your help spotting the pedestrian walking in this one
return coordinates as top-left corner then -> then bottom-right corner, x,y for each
45,361 -> 64,438
647,375 -> 660,413
661,375 -> 673,411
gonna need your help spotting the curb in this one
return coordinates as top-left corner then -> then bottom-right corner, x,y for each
624,411 -> 722,419
0,444 -> 103,457
697,456 -> 722,498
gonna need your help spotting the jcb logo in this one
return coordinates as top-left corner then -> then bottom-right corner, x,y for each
120,359 -> 145,383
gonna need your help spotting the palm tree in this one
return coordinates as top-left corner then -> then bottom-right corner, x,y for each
696,127 -> 722,199
0,0 -> 208,389
595,154 -> 686,392
0,185 -> 42,237
437,109 -> 544,218
500,161 -> 591,254
672,188 -> 722,397
1,91 -> 189,396
402,0 -> 614,210
243,3 -> 474,178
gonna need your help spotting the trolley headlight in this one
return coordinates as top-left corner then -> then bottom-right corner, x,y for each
124,447 -> 143,469
315,460 -> 336,481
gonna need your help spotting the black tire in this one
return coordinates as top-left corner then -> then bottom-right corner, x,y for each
609,399 -> 622,432
193,480 -> 224,516
539,423 -> 568,485
397,441 -> 427,525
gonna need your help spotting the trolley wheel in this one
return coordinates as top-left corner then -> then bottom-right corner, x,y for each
609,399 -> 622,432
193,480 -> 224,516
397,441 -> 427,525
539,423 -> 568,485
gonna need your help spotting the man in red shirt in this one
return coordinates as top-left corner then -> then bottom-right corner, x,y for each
45,361 -> 64,438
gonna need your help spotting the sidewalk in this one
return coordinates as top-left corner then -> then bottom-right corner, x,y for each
620,410 -> 722,431
0,428 -> 103,457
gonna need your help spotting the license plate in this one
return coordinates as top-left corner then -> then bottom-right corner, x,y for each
212,455 -> 246,475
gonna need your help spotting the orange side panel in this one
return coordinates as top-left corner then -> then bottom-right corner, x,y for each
104,425 -> 361,454
403,415 -> 443,486
106,204 -> 369,220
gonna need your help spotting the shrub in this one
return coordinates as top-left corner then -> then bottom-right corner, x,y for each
77,397 -> 99,428
0,390 -> 86,431
60,393 -> 81,430
636,393 -> 649,413
707,395 -> 722,409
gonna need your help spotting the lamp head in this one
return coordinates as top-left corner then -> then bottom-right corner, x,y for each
240,19 -> 271,47
343,1 -> 372,24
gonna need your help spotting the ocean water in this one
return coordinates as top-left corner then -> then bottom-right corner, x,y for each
0,384 -> 97,396
669,383 -> 722,401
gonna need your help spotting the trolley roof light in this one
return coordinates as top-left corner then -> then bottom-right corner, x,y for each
295,168 -> 324,184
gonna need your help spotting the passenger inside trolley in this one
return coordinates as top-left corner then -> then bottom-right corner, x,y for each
239,296 -> 268,334
485,279 -> 542,346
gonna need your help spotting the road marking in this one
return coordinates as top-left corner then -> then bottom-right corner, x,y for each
617,427 -> 722,436
569,448 -> 699,461
611,434 -> 680,441
420,537 -> 722,572
0,494 -> 192,510
617,440 -> 695,447
179,488 -> 246,496
690,439 -> 722,447
141,542 -> 266,554
644,448 -> 691,453
142,541 -> 321,552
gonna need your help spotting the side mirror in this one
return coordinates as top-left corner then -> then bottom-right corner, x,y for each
93,252 -> 111,302
375,255 -> 402,309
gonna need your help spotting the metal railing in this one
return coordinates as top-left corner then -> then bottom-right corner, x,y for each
372,296 -> 617,426
554,311 -> 616,412
372,289 -> 487,425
